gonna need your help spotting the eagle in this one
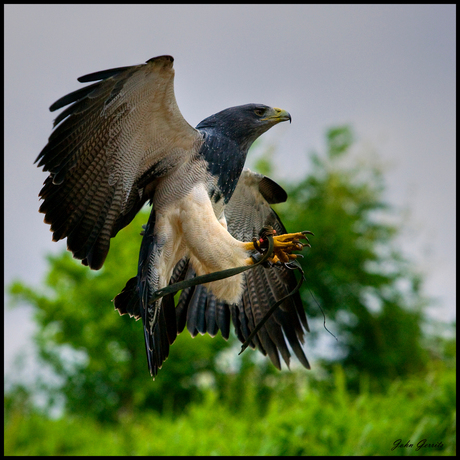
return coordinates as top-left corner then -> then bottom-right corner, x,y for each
35,55 -> 311,378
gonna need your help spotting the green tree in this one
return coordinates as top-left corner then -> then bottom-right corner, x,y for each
276,126 -> 429,389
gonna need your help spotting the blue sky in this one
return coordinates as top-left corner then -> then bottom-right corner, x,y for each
4,5 -> 455,379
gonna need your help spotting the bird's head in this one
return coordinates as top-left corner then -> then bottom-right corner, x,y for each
196,104 -> 291,152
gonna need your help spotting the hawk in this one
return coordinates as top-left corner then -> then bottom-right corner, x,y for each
36,55 -> 311,378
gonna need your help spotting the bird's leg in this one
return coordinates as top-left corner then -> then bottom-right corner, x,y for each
244,228 -> 314,264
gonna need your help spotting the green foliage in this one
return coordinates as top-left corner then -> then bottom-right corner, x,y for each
5,362 -> 455,455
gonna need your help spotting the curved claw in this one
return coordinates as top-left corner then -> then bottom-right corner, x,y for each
269,230 -> 314,264
248,228 -> 313,266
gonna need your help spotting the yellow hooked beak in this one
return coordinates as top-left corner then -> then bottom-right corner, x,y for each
261,107 -> 291,123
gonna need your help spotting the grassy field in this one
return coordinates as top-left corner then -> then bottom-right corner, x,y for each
5,363 -> 455,456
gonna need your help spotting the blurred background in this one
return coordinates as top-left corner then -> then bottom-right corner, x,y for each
4,5 -> 455,455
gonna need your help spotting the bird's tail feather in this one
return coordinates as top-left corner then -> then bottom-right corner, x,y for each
113,206 -> 180,379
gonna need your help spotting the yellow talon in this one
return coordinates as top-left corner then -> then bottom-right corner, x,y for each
244,230 -> 313,265
271,231 -> 312,263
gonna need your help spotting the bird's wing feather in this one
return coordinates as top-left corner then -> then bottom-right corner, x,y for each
176,169 -> 310,369
36,55 -> 203,269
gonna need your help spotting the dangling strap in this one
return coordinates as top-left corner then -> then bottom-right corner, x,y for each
238,260 -> 305,355
148,226 -> 276,306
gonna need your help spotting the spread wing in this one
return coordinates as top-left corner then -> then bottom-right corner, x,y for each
35,55 -> 203,269
174,169 -> 310,370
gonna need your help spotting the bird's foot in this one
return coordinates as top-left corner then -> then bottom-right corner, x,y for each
271,231 -> 313,263
245,227 -> 313,265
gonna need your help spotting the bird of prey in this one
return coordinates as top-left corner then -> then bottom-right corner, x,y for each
35,55 -> 311,378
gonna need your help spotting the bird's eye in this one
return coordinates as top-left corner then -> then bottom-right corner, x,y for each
254,109 -> 265,117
